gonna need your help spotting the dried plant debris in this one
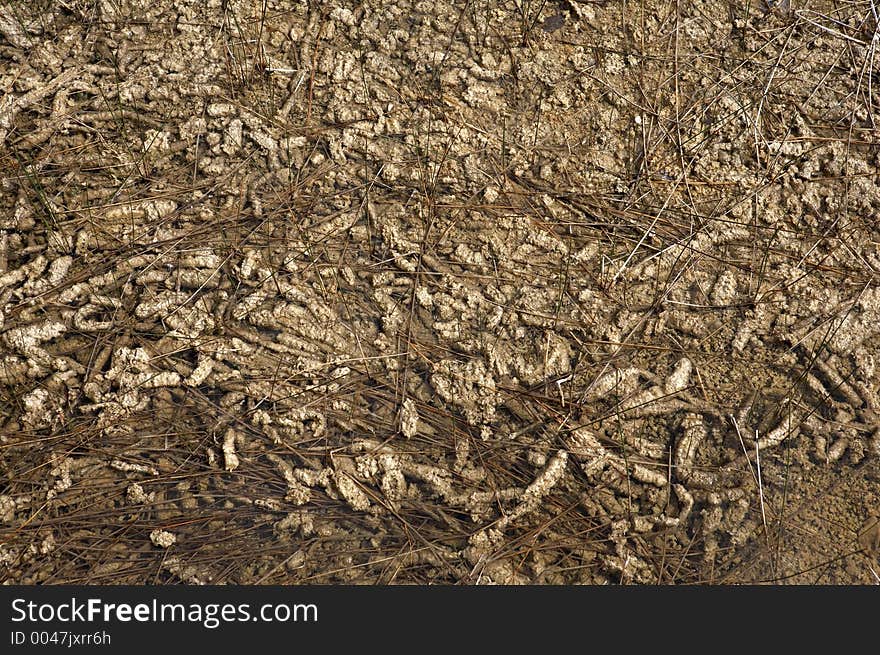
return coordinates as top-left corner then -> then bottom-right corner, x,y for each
2,0 -> 880,585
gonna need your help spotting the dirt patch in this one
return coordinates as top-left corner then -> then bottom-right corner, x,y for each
1,0 -> 879,584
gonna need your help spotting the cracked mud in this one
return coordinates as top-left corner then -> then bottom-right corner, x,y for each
1,0 -> 879,584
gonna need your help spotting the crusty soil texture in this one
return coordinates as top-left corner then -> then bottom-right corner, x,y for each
2,0 -> 879,584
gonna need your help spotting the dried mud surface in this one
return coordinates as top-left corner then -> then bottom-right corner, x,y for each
2,0 -> 880,584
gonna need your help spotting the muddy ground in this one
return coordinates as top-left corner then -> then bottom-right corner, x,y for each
1,0 -> 879,584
